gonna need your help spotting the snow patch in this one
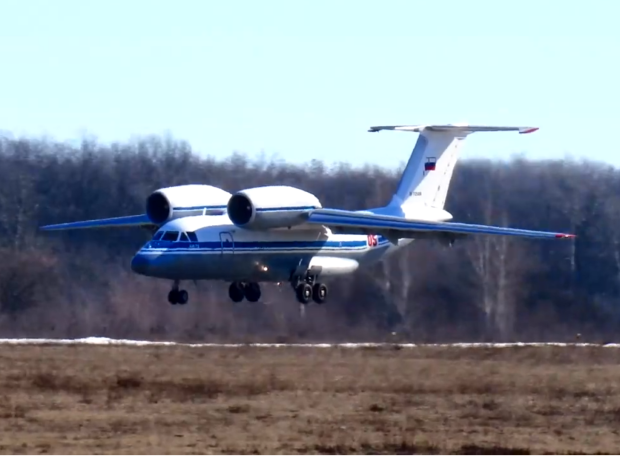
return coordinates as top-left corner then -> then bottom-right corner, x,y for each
0,337 -> 617,348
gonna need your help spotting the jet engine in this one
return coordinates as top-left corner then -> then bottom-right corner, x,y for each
227,185 -> 322,230
145,184 -> 232,225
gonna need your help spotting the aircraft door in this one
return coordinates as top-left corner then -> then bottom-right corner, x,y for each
219,232 -> 234,255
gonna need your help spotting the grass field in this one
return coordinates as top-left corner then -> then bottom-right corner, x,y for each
0,344 -> 619,454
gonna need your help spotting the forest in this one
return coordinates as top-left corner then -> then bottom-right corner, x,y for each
0,134 -> 617,343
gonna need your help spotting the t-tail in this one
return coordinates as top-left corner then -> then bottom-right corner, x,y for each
366,124 -> 539,221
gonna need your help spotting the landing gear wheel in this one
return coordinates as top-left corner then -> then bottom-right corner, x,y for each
168,289 -> 189,305
312,283 -> 327,304
244,283 -> 261,302
229,282 -> 245,303
296,283 -> 313,305
177,289 -> 189,305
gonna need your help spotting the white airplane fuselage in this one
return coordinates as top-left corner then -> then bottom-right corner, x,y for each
42,123 -> 571,306
131,214 -> 412,282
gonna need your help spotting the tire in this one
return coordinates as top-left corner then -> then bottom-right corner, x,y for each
312,283 -> 327,304
296,283 -> 312,304
177,289 -> 189,305
245,283 -> 261,302
229,282 -> 245,303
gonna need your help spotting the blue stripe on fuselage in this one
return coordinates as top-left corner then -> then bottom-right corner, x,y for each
141,236 -> 390,253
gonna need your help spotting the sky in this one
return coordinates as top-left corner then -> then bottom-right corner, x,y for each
1,0 -> 619,170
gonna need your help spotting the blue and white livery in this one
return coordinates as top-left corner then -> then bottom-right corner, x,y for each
40,124 -> 575,306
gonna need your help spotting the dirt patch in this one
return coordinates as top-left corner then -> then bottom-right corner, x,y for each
0,345 -> 618,454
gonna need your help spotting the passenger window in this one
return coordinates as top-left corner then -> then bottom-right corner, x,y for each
187,232 -> 198,242
179,232 -> 189,242
162,231 -> 179,242
152,231 -> 164,241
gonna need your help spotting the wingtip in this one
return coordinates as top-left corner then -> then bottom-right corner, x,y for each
555,233 -> 576,239
519,127 -> 539,134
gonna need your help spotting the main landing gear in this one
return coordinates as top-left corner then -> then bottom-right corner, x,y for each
224,276 -> 328,305
228,282 -> 262,303
169,277 -> 327,305
291,274 -> 328,305
168,280 -> 189,305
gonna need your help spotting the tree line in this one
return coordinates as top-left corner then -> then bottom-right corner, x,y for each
0,134 -> 616,343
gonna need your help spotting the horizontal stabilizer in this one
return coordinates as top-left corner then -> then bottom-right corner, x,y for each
368,124 -> 539,134
40,214 -> 154,231
307,209 -> 575,240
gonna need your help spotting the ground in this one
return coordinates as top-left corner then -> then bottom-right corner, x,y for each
0,343 -> 619,454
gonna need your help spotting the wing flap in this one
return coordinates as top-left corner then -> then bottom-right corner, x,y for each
40,214 -> 154,231
307,209 -> 575,240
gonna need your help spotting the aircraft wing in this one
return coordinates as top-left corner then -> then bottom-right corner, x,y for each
306,209 -> 575,240
40,214 -> 155,231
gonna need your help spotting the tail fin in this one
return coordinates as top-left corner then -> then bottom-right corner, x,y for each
369,124 -> 538,213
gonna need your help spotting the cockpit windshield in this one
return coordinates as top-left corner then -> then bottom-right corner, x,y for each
161,231 -> 179,242
152,230 -> 198,242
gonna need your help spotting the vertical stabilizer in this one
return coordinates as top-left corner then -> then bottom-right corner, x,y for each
367,124 -> 538,216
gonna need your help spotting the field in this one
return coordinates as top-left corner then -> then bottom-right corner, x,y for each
0,343 -> 620,454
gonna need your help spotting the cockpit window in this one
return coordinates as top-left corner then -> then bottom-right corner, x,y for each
186,231 -> 198,242
161,231 -> 179,242
179,232 -> 189,242
152,231 -> 164,241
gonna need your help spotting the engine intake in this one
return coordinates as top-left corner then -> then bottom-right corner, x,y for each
227,185 -> 322,230
144,184 -> 232,225
227,193 -> 254,226
146,191 -> 172,225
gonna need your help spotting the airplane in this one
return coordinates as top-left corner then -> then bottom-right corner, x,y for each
40,124 -> 575,307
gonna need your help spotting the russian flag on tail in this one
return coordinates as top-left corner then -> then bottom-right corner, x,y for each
424,157 -> 437,172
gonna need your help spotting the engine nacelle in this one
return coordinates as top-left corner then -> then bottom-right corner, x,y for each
227,185 -> 322,230
145,184 -> 232,225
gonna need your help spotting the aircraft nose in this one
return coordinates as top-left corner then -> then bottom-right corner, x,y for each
131,253 -> 150,275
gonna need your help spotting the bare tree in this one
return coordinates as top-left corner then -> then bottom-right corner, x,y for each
0,134 -> 615,342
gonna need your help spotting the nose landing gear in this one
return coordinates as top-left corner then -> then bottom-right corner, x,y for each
168,280 -> 189,305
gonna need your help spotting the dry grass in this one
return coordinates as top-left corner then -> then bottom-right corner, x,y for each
0,344 -> 619,454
